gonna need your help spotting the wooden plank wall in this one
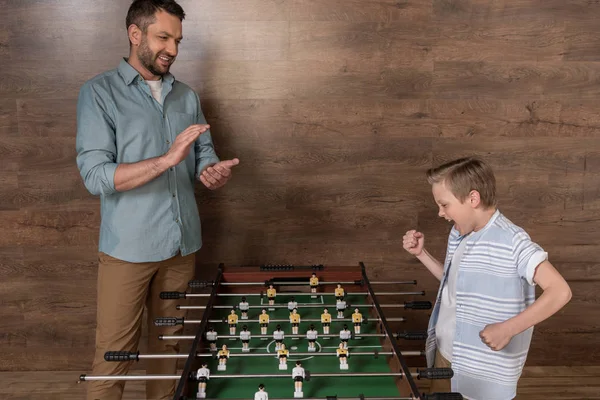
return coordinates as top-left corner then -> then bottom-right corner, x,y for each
1,0 -> 599,373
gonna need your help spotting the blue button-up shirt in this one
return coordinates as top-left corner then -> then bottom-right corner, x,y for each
76,58 -> 219,263
425,210 -> 547,400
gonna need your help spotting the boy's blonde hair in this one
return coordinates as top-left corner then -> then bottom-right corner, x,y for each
426,157 -> 497,208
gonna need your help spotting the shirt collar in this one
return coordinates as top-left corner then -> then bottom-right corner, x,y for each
118,57 -> 175,86
461,208 -> 500,240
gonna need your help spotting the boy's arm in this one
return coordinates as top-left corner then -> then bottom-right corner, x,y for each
416,249 -> 444,281
480,260 -> 572,350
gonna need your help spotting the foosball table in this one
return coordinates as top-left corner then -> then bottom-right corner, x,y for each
79,262 -> 463,400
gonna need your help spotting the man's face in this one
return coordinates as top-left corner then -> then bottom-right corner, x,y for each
137,10 -> 182,77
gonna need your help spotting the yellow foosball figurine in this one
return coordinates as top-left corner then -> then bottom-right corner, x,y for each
278,343 -> 290,370
218,344 -> 230,371
259,308 -> 270,336
336,342 -> 349,370
266,284 -> 277,310
352,308 -> 363,335
289,308 -> 301,335
228,308 -> 238,337
334,283 -> 345,300
309,272 -> 319,298
321,308 -> 331,336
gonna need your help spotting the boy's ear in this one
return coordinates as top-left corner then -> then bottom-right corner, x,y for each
469,190 -> 481,208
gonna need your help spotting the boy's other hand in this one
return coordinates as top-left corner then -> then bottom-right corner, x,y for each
479,322 -> 513,351
403,230 -> 424,257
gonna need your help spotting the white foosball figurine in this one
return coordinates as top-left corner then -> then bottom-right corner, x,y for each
273,325 -> 284,350
339,324 -> 351,349
239,297 -> 249,320
228,308 -> 238,338
259,309 -> 270,338
266,284 -> 277,311
309,272 -> 319,298
255,384 -> 268,400
205,327 -> 218,352
196,363 -> 210,398
240,325 -> 251,352
278,343 -> 289,370
321,308 -> 331,336
292,361 -> 305,398
352,308 -> 363,336
218,344 -> 230,371
306,324 -> 318,352
289,308 -> 301,336
336,342 -> 349,370
287,297 -> 298,312
336,297 -> 346,319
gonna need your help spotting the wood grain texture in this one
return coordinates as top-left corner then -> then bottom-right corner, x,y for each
0,0 -> 599,384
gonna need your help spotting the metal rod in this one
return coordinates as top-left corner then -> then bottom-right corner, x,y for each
198,398 -> 418,400
160,333 -> 416,340
79,372 -> 408,381
181,317 -> 405,324
193,351 -> 422,357
217,281 -> 416,286
177,291 -> 424,297
179,304 -> 414,310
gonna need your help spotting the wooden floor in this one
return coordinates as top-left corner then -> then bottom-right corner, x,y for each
2,367 -> 599,400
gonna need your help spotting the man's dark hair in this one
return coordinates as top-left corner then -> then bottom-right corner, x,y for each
126,0 -> 185,34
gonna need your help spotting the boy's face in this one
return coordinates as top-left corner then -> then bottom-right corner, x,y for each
432,181 -> 477,235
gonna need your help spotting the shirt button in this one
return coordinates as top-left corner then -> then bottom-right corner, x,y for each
166,140 -> 171,144
175,218 -> 179,223
172,193 -> 176,198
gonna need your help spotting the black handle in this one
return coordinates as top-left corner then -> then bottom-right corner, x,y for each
422,393 -> 463,400
188,280 -> 213,288
397,331 -> 428,340
160,291 -> 186,299
154,317 -> 184,327
305,370 -> 311,381
405,301 -> 432,310
104,351 -> 139,362
417,368 -> 454,380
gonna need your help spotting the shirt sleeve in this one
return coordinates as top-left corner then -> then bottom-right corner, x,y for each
76,82 -> 119,196
194,93 -> 220,178
513,230 -> 548,286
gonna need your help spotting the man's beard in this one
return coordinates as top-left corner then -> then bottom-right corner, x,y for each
137,37 -> 170,77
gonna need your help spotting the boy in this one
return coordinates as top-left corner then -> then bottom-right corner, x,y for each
403,157 -> 571,400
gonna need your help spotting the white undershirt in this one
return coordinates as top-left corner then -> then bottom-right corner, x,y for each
146,79 -> 163,104
436,234 -> 470,362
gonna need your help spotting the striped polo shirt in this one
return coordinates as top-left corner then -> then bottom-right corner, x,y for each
425,209 -> 547,400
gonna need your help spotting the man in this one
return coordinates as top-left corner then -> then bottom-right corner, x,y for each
75,1 -> 239,399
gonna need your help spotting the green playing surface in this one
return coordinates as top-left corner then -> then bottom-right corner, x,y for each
193,293 -> 402,398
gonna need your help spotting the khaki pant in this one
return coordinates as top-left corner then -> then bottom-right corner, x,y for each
429,349 -> 452,394
87,252 -> 196,400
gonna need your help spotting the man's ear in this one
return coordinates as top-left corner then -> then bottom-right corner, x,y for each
128,24 -> 142,46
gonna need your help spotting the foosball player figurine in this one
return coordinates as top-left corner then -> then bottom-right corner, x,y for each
218,344 -> 230,371
259,308 -> 270,337
228,308 -> 238,337
321,308 -> 331,336
278,343 -> 289,370
266,284 -> 277,310
239,296 -> 250,320
336,296 -> 346,319
352,308 -> 363,336
196,363 -> 210,398
306,324 -> 318,352
339,324 -> 351,349
205,326 -> 218,352
273,324 -> 285,350
240,325 -> 251,352
292,361 -> 306,398
254,384 -> 268,400
287,296 -> 298,312
289,308 -> 301,336
309,272 -> 319,298
336,342 -> 349,370
334,283 -> 345,300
